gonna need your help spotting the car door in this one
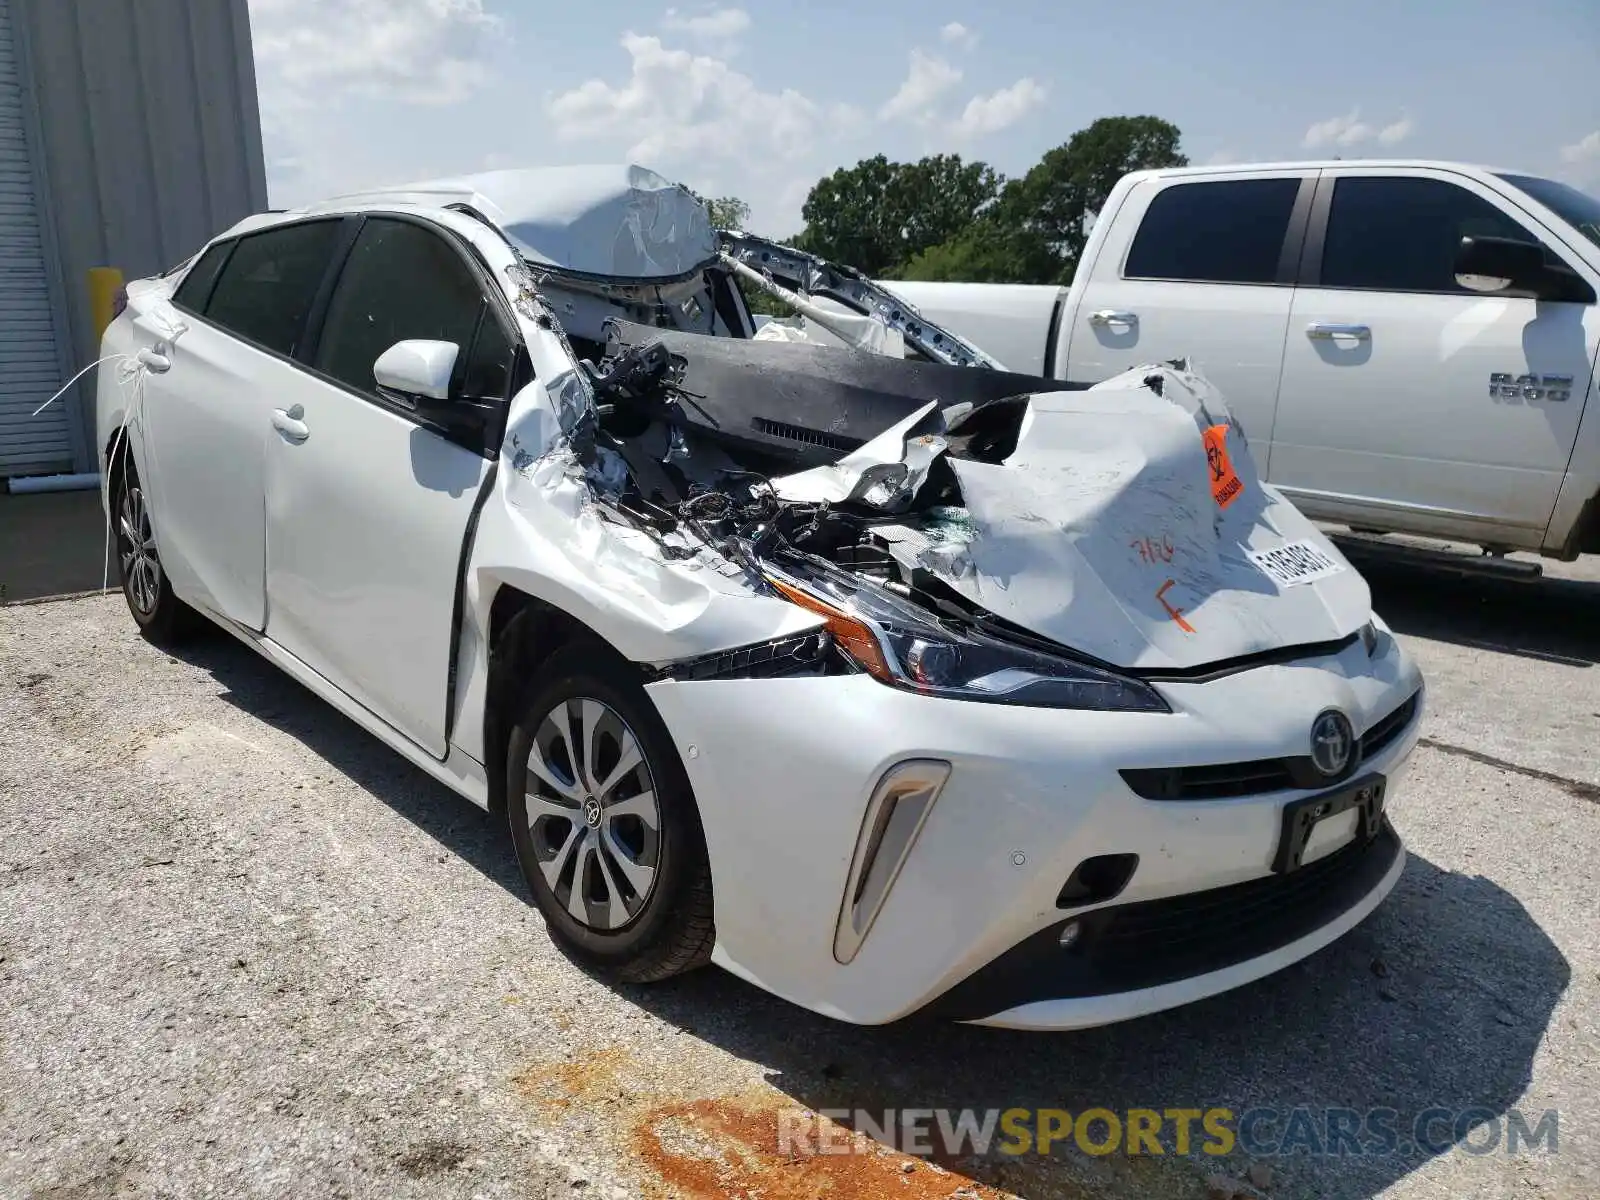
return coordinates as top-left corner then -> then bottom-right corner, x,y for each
143,219 -> 349,630
1063,171 -> 1315,466
1272,168 -> 1599,539
264,215 -> 517,758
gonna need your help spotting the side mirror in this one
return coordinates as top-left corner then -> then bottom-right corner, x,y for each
374,339 -> 459,403
1453,236 -> 1548,294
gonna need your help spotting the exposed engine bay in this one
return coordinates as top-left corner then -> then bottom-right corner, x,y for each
495,219 -> 1371,687
570,318 -> 1078,634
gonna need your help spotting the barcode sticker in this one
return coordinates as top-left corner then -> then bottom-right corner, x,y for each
1249,540 -> 1345,587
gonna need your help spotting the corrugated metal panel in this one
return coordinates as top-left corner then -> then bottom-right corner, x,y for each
0,0 -> 70,476
4,0 -> 266,475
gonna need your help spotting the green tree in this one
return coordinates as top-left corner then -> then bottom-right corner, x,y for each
701,195 -> 751,231
998,115 -> 1188,283
797,154 -> 1002,277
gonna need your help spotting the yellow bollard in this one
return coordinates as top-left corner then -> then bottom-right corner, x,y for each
87,267 -> 125,340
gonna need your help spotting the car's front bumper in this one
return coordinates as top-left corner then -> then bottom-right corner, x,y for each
643,629 -> 1423,1028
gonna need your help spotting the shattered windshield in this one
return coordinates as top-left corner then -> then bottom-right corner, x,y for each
1499,174 -> 1600,250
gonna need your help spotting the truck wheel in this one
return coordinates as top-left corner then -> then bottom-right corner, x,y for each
112,456 -> 196,645
505,646 -> 715,983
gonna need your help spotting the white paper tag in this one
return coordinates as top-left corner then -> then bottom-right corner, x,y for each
1249,540 -> 1345,587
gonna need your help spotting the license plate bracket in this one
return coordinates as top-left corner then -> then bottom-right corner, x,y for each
1272,774 -> 1386,874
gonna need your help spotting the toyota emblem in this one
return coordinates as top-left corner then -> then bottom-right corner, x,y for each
1309,710 -> 1355,778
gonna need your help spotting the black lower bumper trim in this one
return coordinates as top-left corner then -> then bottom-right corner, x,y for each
923,820 -> 1402,1023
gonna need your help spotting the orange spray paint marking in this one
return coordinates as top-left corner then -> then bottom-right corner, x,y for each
1157,578 -> 1197,633
1203,424 -> 1245,509
1130,534 -> 1176,565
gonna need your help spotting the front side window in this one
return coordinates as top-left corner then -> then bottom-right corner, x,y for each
1320,177 -> 1538,293
202,221 -> 343,355
1498,173 -> 1600,251
172,242 -> 233,312
313,218 -> 492,398
1124,178 -> 1302,284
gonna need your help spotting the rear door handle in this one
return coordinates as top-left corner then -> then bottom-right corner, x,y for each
1089,309 -> 1138,326
1306,322 -> 1370,340
271,405 -> 309,442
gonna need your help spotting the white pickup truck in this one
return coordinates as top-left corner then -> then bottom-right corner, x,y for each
885,161 -> 1600,562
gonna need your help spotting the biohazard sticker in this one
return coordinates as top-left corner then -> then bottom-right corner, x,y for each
1202,424 -> 1245,509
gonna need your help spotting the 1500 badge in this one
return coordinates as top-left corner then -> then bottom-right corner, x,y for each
1490,373 -> 1574,401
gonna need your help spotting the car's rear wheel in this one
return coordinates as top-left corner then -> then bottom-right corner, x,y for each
505,646 -> 714,983
113,456 -> 194,644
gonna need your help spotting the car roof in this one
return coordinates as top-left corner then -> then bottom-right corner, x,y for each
268,164 -> 717,280
1121,159 -> 1530,183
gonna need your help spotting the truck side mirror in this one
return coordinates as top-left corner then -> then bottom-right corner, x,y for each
1453,236 -> 1548,294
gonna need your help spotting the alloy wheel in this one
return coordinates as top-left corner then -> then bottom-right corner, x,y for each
524,697 -> 662,931
118,484 -> 161,617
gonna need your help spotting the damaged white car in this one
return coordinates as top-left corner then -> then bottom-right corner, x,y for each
96,165 -> 1424,1030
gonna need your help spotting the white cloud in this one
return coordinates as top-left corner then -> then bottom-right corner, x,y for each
1377,114 -> 1415,146
879,50 -> 962,123
1561,130 -> 1600,183
939,21 -> 977,49
661,7 -> 751,41
548,33 -> 823,165
1560,130 -> 1600,165
1303,109 -> 1373,149
247,0 -> 503,108
951,77 -> 1046,139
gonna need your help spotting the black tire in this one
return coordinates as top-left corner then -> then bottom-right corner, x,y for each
111,453 -> 195,645
505,645 -> 714,983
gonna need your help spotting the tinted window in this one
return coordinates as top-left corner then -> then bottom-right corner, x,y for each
314,219 -> 488,397
1498,173 -> 1600,251
1321,177 -> 1538,292
459,312 -> 513,402
1125,178 -> 1302,284
203,221 -> 342,355
172,242 -> 233,312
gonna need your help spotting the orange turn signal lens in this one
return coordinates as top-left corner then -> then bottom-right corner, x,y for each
768,578 -> 893,680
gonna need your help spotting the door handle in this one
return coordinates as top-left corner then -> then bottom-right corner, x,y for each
1306,322 -> 1370,340
137,347 -> 171,373
271,406 -> 309,442
1089,309 -> 1138,326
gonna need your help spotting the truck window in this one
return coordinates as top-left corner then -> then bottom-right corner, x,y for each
1124,178 -> 1301,285
1320,177 -> 1539,294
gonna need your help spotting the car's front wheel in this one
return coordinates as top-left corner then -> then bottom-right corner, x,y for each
112,455 -> 194,644
505,647 -> 714,983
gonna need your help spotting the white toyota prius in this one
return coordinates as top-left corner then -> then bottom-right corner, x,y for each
96,165 -> 1424,1030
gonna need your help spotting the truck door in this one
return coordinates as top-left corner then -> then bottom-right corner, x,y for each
1064,171 -> 1316,471
1271,167 -> 1598,542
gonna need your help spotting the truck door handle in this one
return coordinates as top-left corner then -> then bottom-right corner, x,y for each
1306,322 -> 1370,340
271,405 -> 309,442
1089,309 -> 1138,327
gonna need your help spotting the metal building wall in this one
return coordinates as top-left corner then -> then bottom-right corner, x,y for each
10,0 -> 267,472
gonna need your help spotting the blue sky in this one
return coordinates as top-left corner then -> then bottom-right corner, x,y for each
247,0 -> 1600,236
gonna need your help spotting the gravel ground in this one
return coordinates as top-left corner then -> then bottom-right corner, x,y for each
2,555 -> 1597,1200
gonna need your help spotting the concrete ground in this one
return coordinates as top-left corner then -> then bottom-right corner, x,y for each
0,488 -> 106,603
1,556 -> 1597,1200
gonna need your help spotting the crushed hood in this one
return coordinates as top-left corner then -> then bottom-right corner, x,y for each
777,364 -> 1372,672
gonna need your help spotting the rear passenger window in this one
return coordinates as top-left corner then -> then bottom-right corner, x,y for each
202,221 -> 342,356
1320,177 -> 1540,293
1124,179 -> 1302,284
172,242 -> 233,312
312,218 -> 488,398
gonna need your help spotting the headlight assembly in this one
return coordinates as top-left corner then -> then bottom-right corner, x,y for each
763,560 -> 1168,713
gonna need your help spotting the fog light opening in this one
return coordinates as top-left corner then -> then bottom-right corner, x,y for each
1058,920 -> 1082,949
1055,852 -> 1139,909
